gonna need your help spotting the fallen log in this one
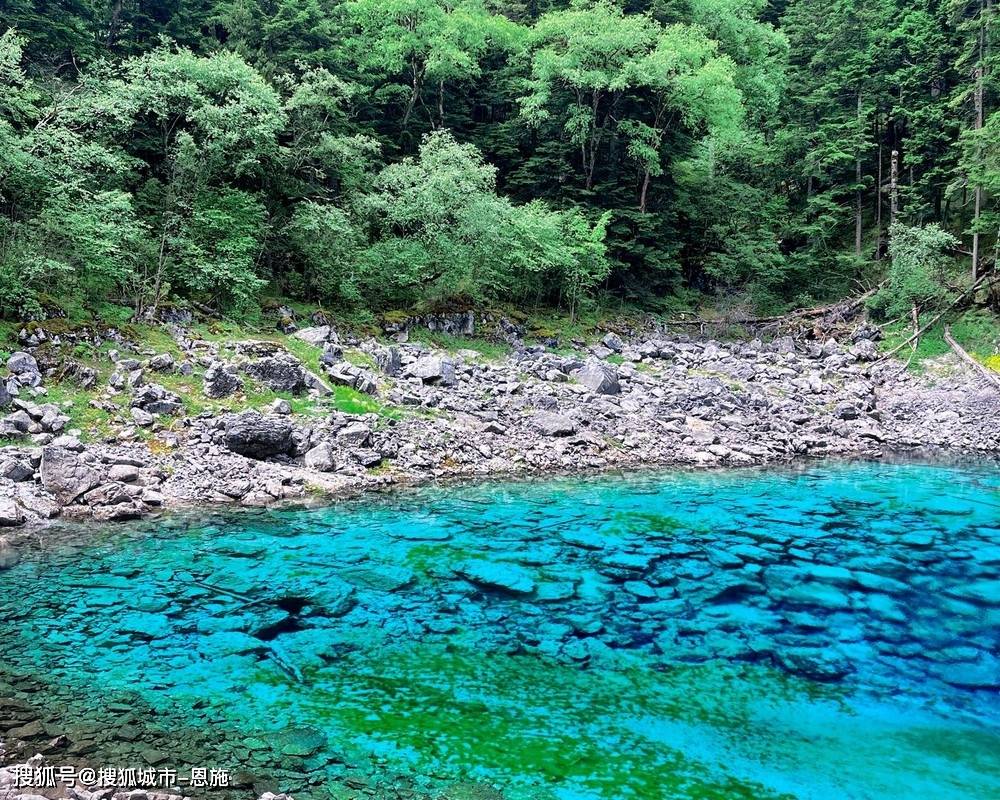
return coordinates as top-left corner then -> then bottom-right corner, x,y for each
663,282 -> 885,330
943,325 -> 1000,390
876,274 -> 992,360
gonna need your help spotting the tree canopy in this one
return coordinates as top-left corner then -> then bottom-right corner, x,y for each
0,0 -> 997,320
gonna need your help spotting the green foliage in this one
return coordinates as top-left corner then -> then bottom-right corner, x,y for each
171,189 -> 268,312
869,223 -> 960,319
2,0 -> 999,321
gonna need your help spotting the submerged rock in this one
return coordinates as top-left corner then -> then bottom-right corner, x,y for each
456,560 -> 536,595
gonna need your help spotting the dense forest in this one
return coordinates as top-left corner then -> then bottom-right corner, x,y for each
0,0 -> 997,324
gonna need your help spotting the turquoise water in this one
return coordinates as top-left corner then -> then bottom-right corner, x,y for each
1,460 -> 999,799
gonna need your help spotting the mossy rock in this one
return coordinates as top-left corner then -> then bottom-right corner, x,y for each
380,310 -> 412,325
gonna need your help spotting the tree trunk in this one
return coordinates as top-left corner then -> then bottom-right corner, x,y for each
971,0 -> 987,281
639,169 -> 651,213
855,92 -> 863,258
437,79 -> 445,128
890,149 -> 899,223
876,115 -> 883,259
401,63 -> 422,131
106,0 -> 123,48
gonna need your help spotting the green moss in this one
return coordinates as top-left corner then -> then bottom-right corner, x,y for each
381,309 -> 412,325
257,643 -> 815,800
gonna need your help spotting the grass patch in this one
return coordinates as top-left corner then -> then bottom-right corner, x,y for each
332,385 -> 401,418
406,328 -> 510,360
42,383 -> 118,441
343,349 -> 378,369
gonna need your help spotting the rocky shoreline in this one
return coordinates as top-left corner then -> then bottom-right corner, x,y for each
1,317 -> 999,541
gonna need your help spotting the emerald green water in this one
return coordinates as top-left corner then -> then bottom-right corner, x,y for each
1,460 -> 999,799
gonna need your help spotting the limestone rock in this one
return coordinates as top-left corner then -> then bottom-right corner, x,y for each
245,355 -> 307,394
223,411 -> 295,459
575,361 -> 620,395
0,498 -> 25,527
456,560 -> 536,595
533,412 -> 576,437
204,360 -> 243,399
40,446 -> 102,505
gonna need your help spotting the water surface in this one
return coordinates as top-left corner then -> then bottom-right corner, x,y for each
1,460 -> 998,799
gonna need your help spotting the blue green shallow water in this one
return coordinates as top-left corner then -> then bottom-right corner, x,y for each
1,460 -> 999,799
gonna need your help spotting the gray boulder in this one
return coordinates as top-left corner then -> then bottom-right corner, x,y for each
293,325 -> 332,345
326,363 -> 378,395
269,398 -> 292,415
575,361 -> 620,395
40,446 -> 102,505
0,498 -> 25,527
319,342 -> 344,366
149,353 -> 175,372
223,411 -> 295,459
374,346 -> 401,377
131,407 -> 154,427
337,422 -> 371,446
408,355 -> 456,386
533,412 -> 577,437
0,457 -> 33,482
849,340 -> 879,361
601,332 -> 624,352
203,360 -> 242,399
131,383 -> 183,415
770,336 -> 796,354
302,369 -> 333,396
7,352 -> 39,376
303,442 -> 336,471
245,355 -> 307,394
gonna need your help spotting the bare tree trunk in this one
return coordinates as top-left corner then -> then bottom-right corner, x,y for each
437,79 -> 445,129
106,0 -> 123,48
876,115 -> 883,259
890,149 -> 899,223
971,0 -> 988,281
855,93 -> 863,257
639,169 -> 651,213
401,63 -> 422,131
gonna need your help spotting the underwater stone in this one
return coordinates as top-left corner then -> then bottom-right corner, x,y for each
118,612 -> 170,639
623,580 -> 657,600
806,564 -> 855,586
778,647 -> 853,682
779,583 -> 852,610
948,580 -> 1000,606
937,655 -> 1000,689
342,564 -> 414,592
456,560 -> 536,595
